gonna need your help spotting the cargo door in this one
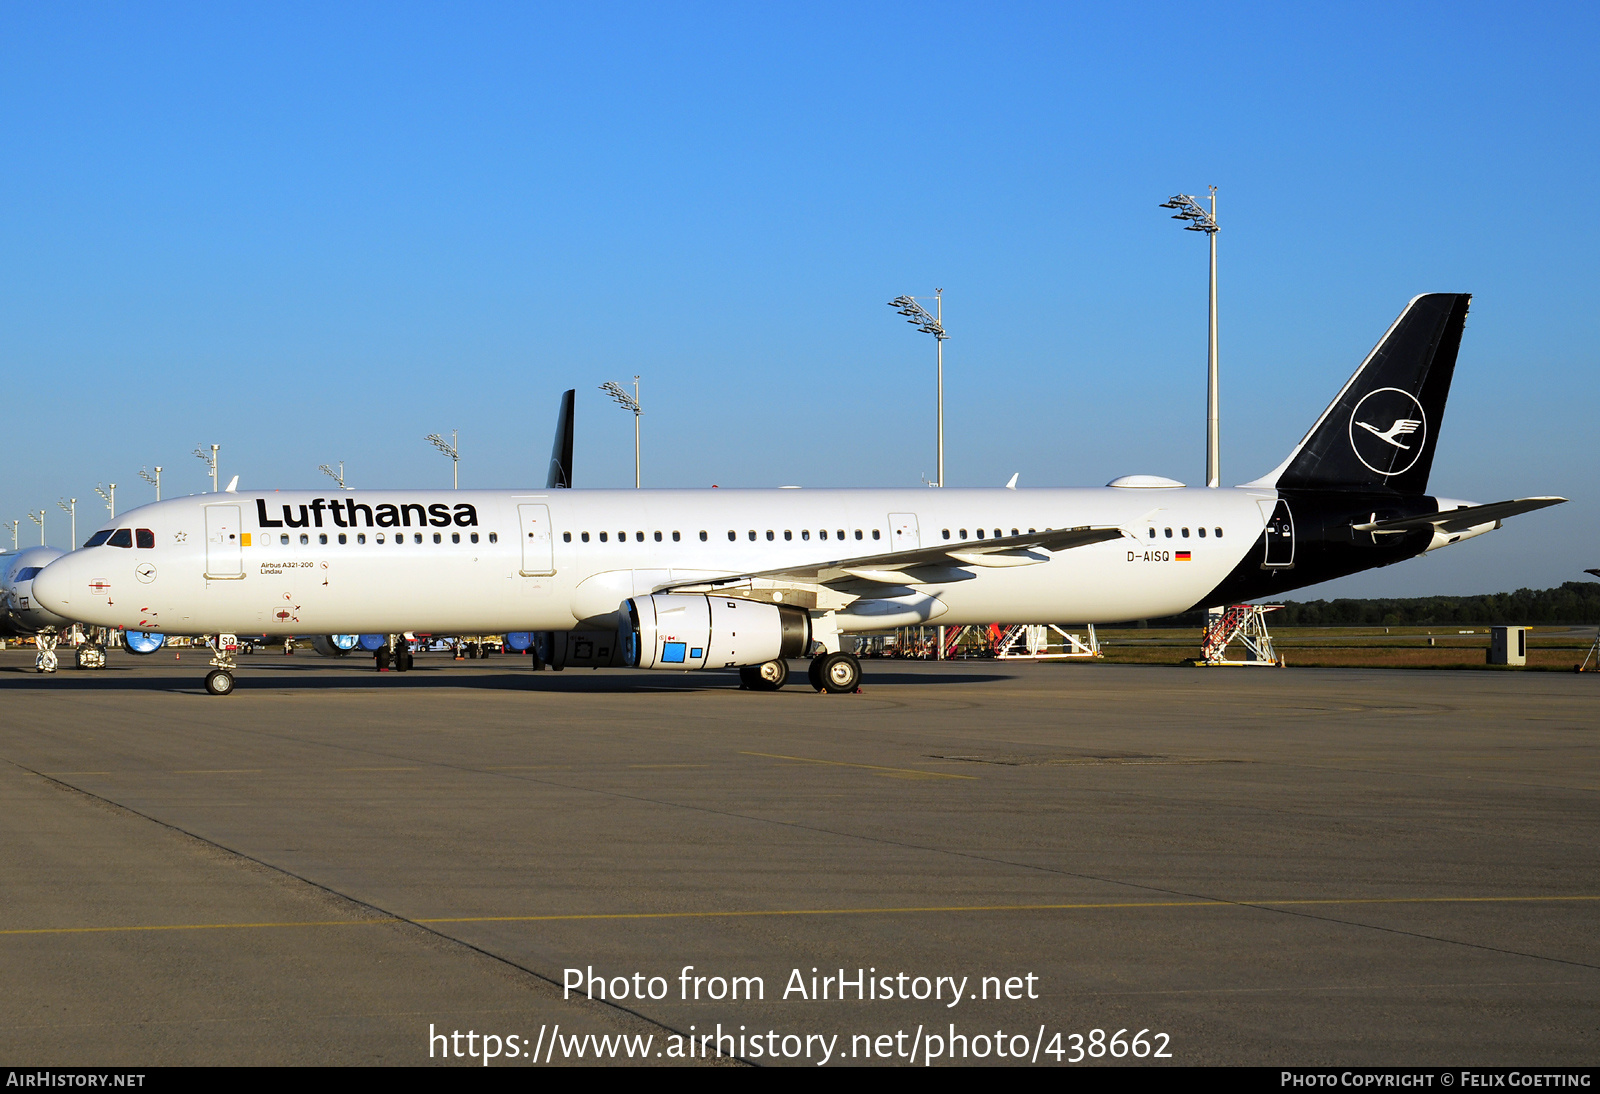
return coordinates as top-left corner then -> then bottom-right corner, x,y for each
888,512 -> 920,551
518,503 -> 555,576
204,504 -> 244,579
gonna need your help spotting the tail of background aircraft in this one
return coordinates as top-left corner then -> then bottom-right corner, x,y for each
1253,292 -> 1470,495
547,388 -> 575,489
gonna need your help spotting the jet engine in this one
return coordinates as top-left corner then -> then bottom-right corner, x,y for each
311,634 -> 361,657
622,594 -> 810,670
124,631 -> 166,655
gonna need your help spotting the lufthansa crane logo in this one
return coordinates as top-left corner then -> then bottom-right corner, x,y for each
1349,387 -> 1427,477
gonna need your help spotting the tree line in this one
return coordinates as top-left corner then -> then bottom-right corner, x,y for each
1143,581 -> 1600,628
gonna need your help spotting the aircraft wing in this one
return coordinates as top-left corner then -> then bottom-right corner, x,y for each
661,524 -> 1127,591
1351,497 -> 1566,535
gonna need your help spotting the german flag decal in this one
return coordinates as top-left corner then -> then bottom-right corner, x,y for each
1175,551 -> 1192,561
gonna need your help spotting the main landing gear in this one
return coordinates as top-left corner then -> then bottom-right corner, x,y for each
808,651 -> 861,694
736,653 -> 862,693
738,658 -> 789,691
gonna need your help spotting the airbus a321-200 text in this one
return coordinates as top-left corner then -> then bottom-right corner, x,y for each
31,293 -> 1565,695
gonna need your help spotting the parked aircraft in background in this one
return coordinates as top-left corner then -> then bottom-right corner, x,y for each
32,294 -> 1565,695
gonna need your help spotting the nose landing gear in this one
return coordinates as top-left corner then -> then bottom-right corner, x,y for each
34,633 -> 59,673
204,634 -> 239,695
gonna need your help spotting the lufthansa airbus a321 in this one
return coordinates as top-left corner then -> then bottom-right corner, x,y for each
31,294 -> 1565,695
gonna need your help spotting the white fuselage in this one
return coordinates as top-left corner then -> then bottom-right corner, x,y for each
36,485 -> 1281,636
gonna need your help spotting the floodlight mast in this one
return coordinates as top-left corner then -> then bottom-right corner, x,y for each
319,462 -> 348,490
28,509 -> 44,546
601,378 -> 643,488
887,290 -> 948,487
95,483 -> 116,520
8,519 -> 17,551
1160,187 -> 1220,488
139,466 -> 162,501
58,498 -> 76,548
193,445 -> 219,493
425,432 -> 460,489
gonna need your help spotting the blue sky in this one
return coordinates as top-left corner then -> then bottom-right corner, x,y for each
2,3 -> 1594,598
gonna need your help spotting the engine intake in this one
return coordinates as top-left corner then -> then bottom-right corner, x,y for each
623,594 -> 810,670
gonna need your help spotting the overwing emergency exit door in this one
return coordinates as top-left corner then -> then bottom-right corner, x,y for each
204,504 -> 244,579
518,504 -> 555,576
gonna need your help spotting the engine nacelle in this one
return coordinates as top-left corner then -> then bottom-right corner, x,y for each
311,634 -> 361,657
538,629 -> 627,669
623,594 -> 810,670
124,631 -> 166,655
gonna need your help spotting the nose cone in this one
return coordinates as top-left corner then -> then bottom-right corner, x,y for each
31,556 -> 75,618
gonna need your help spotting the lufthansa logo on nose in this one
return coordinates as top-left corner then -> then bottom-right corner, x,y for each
135,563 -> 156,583
1349,387 -> 1427,477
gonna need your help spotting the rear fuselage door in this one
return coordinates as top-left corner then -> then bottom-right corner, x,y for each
1261,498 -> 1295,569
519,503 -> 556,576
204,504 -> 244,579
889,513 -> 920,551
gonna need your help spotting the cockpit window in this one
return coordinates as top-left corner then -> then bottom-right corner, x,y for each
84,530 -> 113,548
135,528 -> 155,549
107,529 -> 133,548
13,567 -> 41,582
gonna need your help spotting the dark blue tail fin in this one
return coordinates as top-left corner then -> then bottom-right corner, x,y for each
1263,293 -> 1469,495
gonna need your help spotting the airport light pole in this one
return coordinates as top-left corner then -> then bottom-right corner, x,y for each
601,378 -> 642,488
58,498 -> 75,548
887,290 -> 948,488
140,466 -> 162,501
194,444 -> 219,493
425,432 -> 459,489
1160,188 -> 1220,488
28,509 -> 44,546
319,462 -> 348,490
96,483 -> 116,520
9,519 -> 17,550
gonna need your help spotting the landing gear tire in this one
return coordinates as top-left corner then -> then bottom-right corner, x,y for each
204,670 -> 235,696
809,652 -> 861,694
739,659 -> 789,691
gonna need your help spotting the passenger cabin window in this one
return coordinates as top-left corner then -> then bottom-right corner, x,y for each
727,531 -> 735,541
319,533 -> 329,544
339,533 -> 348,544
976,529 -> 985,539
488,533 -> 498,544
855,530 -> 863,540
281,534 -> 290,545
84,530 -> 113,548
357,533 -> 367,544
1164,528 -> 1173,538
700,531 -> 708,542
376,533 -> 385,544
942,529 -> 951,540
1215,527 -> 1223,538
599,532 -> 608,542
817,529 -> 825,540
580,532 -> 589,542
300,534 -> 310,545
434,532 -> 443,543
872,530 -> 881,540
784,530 -> 792,541
136,528 -> 155,548
673,531 -> 681,542
654,531 -> 662,542
454,532 -> 462,543
562,532 -> 571,542
801,530 -> 809,541
470,533 -> 480,544
959,528 -> 967,539
1148,528 -> 1156,539
766,530 -> 774,541
748,530 -> 756,541
108,529 -> 133,548
1197,527 -> 1206,538
1181,528 -> 1189,538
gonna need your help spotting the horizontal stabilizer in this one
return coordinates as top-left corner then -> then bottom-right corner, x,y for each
1351,496 -> 1565,535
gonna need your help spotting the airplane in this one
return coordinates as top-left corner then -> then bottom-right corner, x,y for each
31,292 -> 1566,696
1,545 -> 72,670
